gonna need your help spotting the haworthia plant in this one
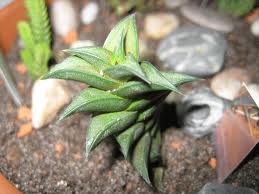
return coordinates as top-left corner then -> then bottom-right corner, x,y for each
18,0 -> 52,80
43,14 -> 197,186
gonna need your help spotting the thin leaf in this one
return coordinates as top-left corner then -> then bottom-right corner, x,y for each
127,99 -> 151,111
86,111 -> 138,155
162,72 -> 198,86
137,106 -> 157,122
149,130 -> 161,163
59,88 -> 131,120
18,21 -> 35,50
104,54 -> 149,83
152,167 -> 164,191
111,81 -> 151,98
114,29 -> 126,64
115,122 -> 144,158
141,61 -> 182,95
132,132 -> 151,185
103,14 -> 139,60
64,47 -> 114,70
43,56 -> 121,90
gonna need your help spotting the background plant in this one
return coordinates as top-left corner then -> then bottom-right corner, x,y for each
217,0 -> 256,17
106,0 -> 163,15
44,15 -> 197,186
18,0 -> 52,80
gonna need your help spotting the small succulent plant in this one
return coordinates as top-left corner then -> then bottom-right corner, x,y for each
18,0 -> 52,80
43,15 -> 197,186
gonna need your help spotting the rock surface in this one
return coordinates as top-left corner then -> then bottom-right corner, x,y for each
180,5 -> 234,33
51,0 -> 78,36
32,79 -> 72,129
144,13 -> 179,39
164,0 -> 189,8
80,2 -> 99,25
157,26 -> 226,77
70,40 -> 95,48
198,183 -> 258,194
210,68 -> 251,100
178,88 -> 226,138
251,18 -> 259,36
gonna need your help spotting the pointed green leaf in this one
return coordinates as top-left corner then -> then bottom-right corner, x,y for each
162,72 -> 198,86
59,88 -> 131,120
115,123 -> 144,158
132,132 -> 151,185
112,81 -> 151,98
149,130 -> 161,163
64,47 -> 114,70
114,29 -> 126,64
86,111 -> 138,154
145,118 -> 156,132
104,54 -> 149,83
137,106 -> 157,122
152,167 -> 164,191
18,21 -> 35,50
43,56 -> 121,90
127,99 -> 151,111
103,14 -> 139,60
141,61 -> 182,95
125,15 -> 139,60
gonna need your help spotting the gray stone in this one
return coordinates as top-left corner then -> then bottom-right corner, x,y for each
180,4 -> 234,33
198,183 -> 258,194
144,13 -> 179,40
178,88 -> 226,138
164,0 -> 189,9
157,26 -> 226,77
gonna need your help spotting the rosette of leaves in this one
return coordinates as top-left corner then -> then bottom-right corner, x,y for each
18,0 -> 51,80
43,15 -> 197,186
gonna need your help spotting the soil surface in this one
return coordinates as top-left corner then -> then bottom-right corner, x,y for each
0,0 -> 259,193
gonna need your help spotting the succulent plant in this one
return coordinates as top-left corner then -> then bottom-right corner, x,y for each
18,0 -> 52,80
43,15 -> 197,186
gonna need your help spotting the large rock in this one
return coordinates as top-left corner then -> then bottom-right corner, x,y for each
198,183 -> 258,194
51,0 -> 78,36
178,88 -> 226,138
157,26 -> 226,77
180,4 -> 234,33
144,13 -> 179,40
211,68 -> 251,100
32,79 -> 72,129
80,2 -> 99,25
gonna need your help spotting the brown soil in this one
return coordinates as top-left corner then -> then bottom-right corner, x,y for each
0,1 -> 259,193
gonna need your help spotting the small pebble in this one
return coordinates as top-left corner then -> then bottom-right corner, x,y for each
51,0 -> 78,36
32,79 -> 72,129
81,2 -> 99,25
211,68 -> 251,100
251,18 -> 259,36
17,122 -> 33,138
144,13 -> 179,40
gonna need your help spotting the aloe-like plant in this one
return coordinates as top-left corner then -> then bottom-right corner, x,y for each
18,0 -> 51,80
43,15 -> 197,186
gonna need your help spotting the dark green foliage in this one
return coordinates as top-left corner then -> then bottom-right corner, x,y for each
217,0 -> 256,17
18,0 -> 52,80
44,15 -> 197,186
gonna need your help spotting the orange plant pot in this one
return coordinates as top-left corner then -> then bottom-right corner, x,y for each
0,173 -> 21,194
0,0 -> 53,55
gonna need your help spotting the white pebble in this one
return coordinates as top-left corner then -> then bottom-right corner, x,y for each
81,2 -> 99,25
